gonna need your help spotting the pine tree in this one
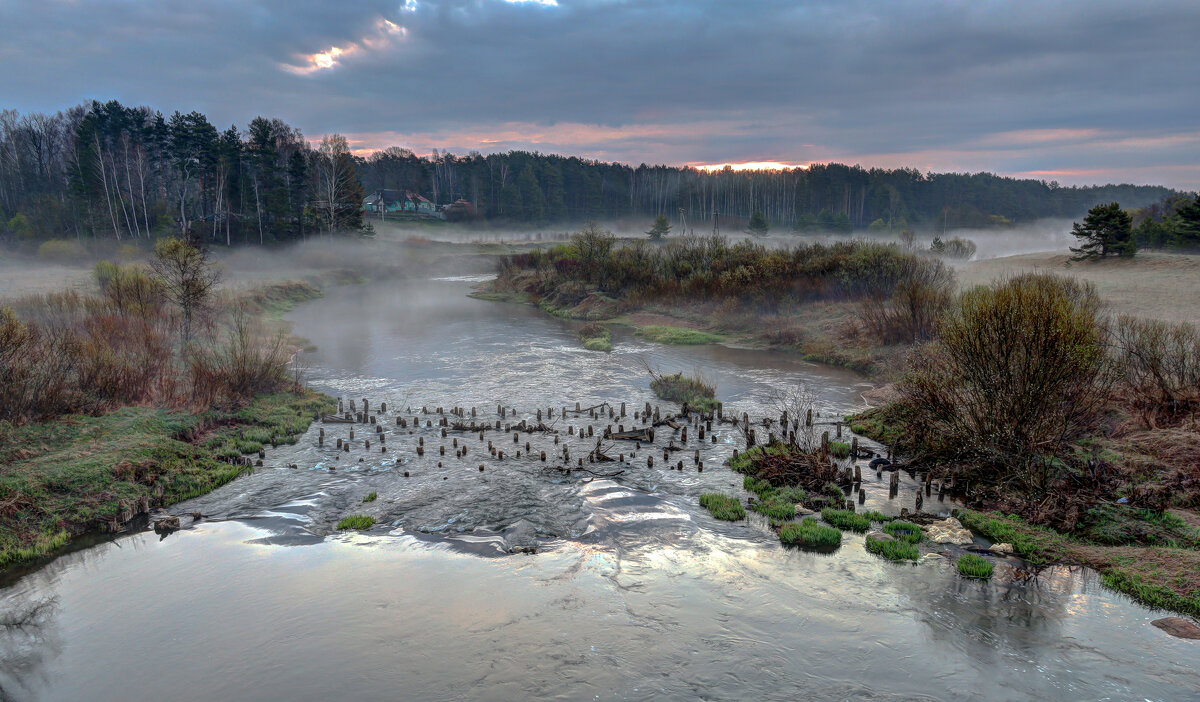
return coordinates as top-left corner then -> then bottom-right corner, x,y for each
747,209 -> 769,236
647,214 -> 671,240
1070,202 -> 1135,260
1172,194 -> 1200,249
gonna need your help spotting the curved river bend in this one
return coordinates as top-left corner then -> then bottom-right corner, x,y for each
1,276 -> 1196,701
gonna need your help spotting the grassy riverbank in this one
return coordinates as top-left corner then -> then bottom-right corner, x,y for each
0,390 -> 334,569
0,239 -> 352,572
958,509 -> 1200,615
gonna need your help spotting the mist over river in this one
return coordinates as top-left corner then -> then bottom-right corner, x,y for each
2,276 -> 1196,702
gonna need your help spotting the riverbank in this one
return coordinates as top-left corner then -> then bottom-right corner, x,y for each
0,390 -> 335,569
0,264 -> 349,572
958,509 -> 1200,616
471,277 -> 904,376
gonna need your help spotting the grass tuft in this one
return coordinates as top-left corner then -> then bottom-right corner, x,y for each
865,535 -> 920,561
336,515 -> 376,531
362,492 -> 377,503
883,520 -> 923,544
780,517 -> 842,548
957,553 -> 995,579
700,493 -> 745,521
821,508 -> 870,532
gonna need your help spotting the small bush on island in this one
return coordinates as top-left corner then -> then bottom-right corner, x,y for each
577,321 -> 612,352
700,493 -> 745,521
647,367 -> 717,412
956,553 -> 994,579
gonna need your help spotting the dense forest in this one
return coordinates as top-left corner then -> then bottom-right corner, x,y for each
0,99 -> 1184,246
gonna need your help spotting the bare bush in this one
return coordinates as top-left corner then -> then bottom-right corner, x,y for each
1112,315 -> 1200,427
898,273 -> 1111,484
188,307 -> 292,406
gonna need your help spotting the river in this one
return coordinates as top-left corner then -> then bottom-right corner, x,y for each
1,275 -> 1196,701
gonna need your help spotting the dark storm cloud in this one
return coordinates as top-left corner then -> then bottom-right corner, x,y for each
2,0 -> 1198,187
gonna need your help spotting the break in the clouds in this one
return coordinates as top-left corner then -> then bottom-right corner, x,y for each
2,0 -> 1198,188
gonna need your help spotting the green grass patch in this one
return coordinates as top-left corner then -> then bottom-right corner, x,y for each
752,494 -> 798,522
883,520 -> 923,544
636,325 -> 724,345
823,482 -> 845,503
958,509 -> 1200,617
699,493 -> 745,521
362,492 -> 377,503
956,510 -> 1072,565
780,517 -> 842,548
821,508 -> 870,532
845,404 -> 911,447
859,510 -> 894,523
865,535 -> 920,561
1073,504 -> 1199,548
829,441 -> 851,459
336,515 -> 376,530
957,553 -> 994,579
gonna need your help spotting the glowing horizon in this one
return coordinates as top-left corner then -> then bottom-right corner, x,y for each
690,161 -> 809,172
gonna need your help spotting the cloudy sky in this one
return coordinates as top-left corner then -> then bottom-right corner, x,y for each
2,0 -> 1198,188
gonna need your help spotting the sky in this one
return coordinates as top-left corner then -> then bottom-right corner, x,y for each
1,0 -> 1198,189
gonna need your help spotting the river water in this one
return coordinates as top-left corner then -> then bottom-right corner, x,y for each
1,276 -> 1197,701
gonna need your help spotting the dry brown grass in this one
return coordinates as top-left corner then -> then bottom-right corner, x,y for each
956,250 -> 1200,327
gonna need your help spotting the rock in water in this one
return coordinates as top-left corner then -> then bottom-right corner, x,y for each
1151,617 -> 1200,639
924,517 -> 974,545
866,530 -> 894,543
989,542 -> 1015,555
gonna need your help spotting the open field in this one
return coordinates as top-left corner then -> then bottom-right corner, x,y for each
956,250 -> 1200,327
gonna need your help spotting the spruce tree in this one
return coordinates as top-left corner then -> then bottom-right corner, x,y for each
1070,202 -> 1135,260
647,214 -> 671,240
747,209 -> 769,236
1172,194 -> 1200,249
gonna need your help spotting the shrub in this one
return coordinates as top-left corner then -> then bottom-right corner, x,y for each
1112,315 -> 1200,427
957,553 -> 994,578
865,535 -> 920,561
897,274 -> 1110,482
859,276 -> 953,344
700,493 -> 746,521
336,515 -> 375,530
780,517 -> 842,548
821,508 -> 870,532
188,308 -> 292,405
942,237 -> 977,259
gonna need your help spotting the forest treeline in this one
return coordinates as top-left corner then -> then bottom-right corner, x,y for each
0,99 -> 1183,246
